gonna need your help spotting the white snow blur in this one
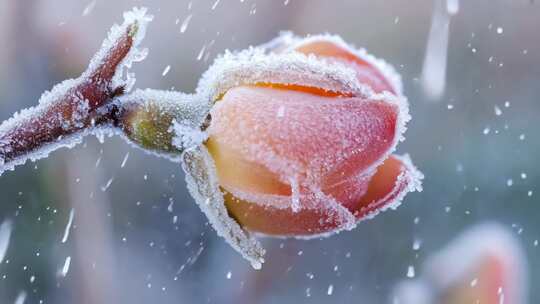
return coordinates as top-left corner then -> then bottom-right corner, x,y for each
421,0 -> 459,100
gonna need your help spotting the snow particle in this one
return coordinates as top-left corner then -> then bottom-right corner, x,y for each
406,265 -> 415,278
180,14 -> 193,33
60,256 -> 72,277
494,105 -> 502,116
61,209 -> 75,243
120,152 -> 129,168
82,0 -> 97,16
327,284 -> 334,295
162,65 -> 171,77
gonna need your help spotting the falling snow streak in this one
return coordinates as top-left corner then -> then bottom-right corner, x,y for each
421,0 -> 459,100
0,219 -> 13,264
61,209 -> 75,243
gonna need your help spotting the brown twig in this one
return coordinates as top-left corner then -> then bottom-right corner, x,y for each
0,9 -> 150,174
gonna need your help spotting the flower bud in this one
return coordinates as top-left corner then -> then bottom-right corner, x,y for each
204,34 -> 422,236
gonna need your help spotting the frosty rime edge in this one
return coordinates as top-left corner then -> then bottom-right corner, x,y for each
0,8 -> 422,269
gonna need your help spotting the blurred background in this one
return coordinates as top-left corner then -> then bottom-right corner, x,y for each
0,0 -> 538,303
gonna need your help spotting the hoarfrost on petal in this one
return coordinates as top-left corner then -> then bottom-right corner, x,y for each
181,145 -> 265,269
197,46 -> 366,105
276,32 -> 404,95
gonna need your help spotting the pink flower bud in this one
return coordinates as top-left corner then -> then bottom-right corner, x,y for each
204,34 -> 422,236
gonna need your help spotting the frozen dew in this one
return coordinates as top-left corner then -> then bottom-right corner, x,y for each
0,219 -> 13,264
61,209 -> 75,243
180,14 -> 193,33
470,277 -> 478,287
277,105 -> 286,118
290,177 -> 301,212
496,27 -> 504,34
162,65 -> 171,76
527,190 -> 533,197
226,271 -> 232,279
211,0 -> 221,10
483,127 -> 490,135
29,275 -> 35,283
519,134 -> 525,141
421,0 -> 455,100
82,0 -> 97,16
406,265 -> 416,278
520,172 -> 527,179
504,101 -> 510,108
534,240 -> 538,247
284,0 -> 290,5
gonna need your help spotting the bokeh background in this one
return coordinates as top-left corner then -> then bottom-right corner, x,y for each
0,0 -> 538,303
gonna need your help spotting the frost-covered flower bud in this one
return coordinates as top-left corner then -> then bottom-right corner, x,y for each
113,33 -> 424,266
201,33 -> 423,236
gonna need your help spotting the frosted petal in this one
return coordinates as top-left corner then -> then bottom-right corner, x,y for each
181,145 -> 265,269
208,86 -> 409,197
266,32 -> 404,96
197,45 -> 371,105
